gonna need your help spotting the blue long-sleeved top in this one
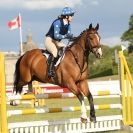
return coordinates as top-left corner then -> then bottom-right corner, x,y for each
46,18 -> 72,41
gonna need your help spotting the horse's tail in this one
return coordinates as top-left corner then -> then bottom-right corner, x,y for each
13,55 -> 23,94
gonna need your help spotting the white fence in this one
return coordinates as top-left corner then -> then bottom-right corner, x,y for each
6,80 -> 123,133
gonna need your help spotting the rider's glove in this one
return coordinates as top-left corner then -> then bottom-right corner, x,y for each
66,34 -> 74,40
66,34 -> 77,41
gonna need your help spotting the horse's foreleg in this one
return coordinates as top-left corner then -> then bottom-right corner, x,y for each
76,93 -> 88,123
66,79 -> 87,123
78,80 -> 96,123
87,93 -> 96,123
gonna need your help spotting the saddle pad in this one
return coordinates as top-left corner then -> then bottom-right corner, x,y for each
43,52 -> 65,66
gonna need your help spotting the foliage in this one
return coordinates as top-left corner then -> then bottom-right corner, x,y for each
121,14 -> 133,53
88,45 -> 133,79
126,52 -> 133,72
128,44 -> 133,53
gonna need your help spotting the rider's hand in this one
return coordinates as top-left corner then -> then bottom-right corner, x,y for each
66,34 -> 73,39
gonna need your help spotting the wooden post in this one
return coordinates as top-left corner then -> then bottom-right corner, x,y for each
119,51 -> 133,125
0,53 -> 8,133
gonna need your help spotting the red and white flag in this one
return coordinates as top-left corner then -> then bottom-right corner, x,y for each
7,14 -> 21,30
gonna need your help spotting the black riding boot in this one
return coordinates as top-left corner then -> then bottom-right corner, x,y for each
48,56 -> 55,77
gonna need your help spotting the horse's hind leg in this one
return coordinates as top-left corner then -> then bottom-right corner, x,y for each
78,80 -> 96,123
28,81 -> 33,93
14,81 -> 24,94
11,81 -> 26,106
14,78 -> 30,94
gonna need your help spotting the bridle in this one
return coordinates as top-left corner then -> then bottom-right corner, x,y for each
86,32 -> 101,55
76,31 -> 101,57
66,29 -> 101,76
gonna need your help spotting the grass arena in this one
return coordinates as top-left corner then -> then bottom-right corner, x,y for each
0,51 -> 133,133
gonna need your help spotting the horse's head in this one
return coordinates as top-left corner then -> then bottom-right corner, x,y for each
86,23 -> 102,58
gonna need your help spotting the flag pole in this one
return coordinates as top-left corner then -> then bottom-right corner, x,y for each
19,26 -> 23,55
19,13 -> 23,55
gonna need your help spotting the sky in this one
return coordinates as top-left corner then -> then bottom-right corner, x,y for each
0,0 -> 133,52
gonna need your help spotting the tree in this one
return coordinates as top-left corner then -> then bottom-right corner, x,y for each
121,14 -> 133,53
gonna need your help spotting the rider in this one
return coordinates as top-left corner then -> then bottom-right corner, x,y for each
45,6 -> 75,77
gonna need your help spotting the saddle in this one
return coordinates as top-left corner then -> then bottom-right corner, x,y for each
42,47 -> 65,66
42,44 -> 72,77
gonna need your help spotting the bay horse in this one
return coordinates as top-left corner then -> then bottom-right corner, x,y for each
13,23 -> 102,123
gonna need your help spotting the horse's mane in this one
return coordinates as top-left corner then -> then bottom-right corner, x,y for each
69,28 -> 89,46
75,29 -> 87,41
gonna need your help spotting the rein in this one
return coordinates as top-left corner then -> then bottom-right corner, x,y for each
68,49 -> 87,75
67,40 -> 86,74
67,33 -> 92,75
67,31 -> 100,75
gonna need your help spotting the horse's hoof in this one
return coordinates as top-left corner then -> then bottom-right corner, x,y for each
81,117 -> 88,123
90,116 -> 96,123
10,101 -> 18,106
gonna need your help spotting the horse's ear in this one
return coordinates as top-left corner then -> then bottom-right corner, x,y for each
95,23 -> 99,31
89,23 -> 92,29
